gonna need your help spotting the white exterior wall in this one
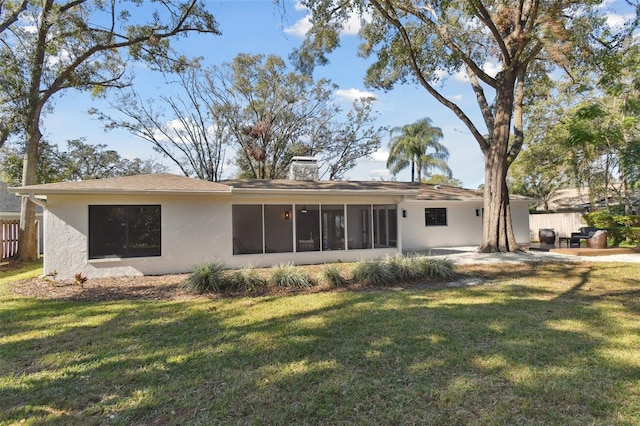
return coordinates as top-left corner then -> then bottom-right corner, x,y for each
399,200 -> 484,250
44,194 -> 234,280
44,192 -> 401,280
399,199 -> 531,251
43,192 -> 531,280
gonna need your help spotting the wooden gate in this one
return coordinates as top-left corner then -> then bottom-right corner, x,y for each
1,220 -> 20,260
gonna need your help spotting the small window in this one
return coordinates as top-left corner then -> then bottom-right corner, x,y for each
89,205 -> 161,259
425,208 -> 447,226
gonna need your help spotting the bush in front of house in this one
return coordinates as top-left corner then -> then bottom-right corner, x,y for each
182,262 -> 230,294
383,253 -> 421,282
319,264 -> 350,288
228,266 -> 268,293
352,255 -> 455,287
269,263 -> 315,289
351,258 -> 396,286
412,256 -> 456,280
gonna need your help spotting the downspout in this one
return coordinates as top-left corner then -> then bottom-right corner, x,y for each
27,193 -> 47,209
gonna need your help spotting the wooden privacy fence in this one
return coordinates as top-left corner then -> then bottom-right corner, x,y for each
529,212 -> 587,241
1,220 -> 20,260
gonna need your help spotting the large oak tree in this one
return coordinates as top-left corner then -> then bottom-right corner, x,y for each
0,0 -> 219,260
288,0 -> 633,252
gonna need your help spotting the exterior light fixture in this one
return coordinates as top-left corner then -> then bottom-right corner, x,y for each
402,209 -> 407,218
475,209 -> 481,217
301,206 -> 308,214
284,211 -> 290,220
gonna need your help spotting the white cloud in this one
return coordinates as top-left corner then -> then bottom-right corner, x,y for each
335,88 -> 375,102
605,12 -> 634,29
452,69 -> 469,83
482,61 -> 500,78
450,94 -> 463,101
370,147 -> 389,162
284,2 -> 369,37
284,14 -> 312,37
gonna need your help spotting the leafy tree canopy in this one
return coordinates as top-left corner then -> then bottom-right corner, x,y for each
0,138 -> 167,185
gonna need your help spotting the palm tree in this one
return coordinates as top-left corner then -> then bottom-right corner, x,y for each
386,118 -> 451,183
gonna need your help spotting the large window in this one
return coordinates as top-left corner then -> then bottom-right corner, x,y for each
232,203 -> 396,255
321,205 -> 345,251
232,205 -> 263,255
374,205 -> 397,248
347,205 -> 372,249
425,208 -> 447,226
296,204 -> 320,252
89,205 -> 161,259
265,205 -> 293,253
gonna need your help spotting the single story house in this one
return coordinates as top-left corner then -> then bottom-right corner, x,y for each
10,159 -> 532,280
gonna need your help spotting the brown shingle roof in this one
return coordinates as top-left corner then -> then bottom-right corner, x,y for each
10,174 -> 232,195
223,179 -> 486,201
10,174 -> 533,203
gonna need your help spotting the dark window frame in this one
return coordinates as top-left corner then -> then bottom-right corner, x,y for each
425,208 -> 447,227
89,205 -> 161,259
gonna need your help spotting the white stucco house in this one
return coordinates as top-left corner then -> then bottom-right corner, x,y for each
10,158 -> 532,280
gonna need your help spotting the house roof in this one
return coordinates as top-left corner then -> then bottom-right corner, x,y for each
9,174 -> 232,196
1,182 -> 24,212
9,173 -> 533,203
223,179 -> 486,201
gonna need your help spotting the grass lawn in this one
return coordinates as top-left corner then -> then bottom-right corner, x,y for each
1,260 -> 639,424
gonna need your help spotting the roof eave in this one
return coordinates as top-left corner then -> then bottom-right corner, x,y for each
228,187 -> 418,196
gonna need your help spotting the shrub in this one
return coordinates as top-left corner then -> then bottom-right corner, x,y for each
319,264 -> 350,288
182,262 -> 229,294
383,253 -> 420,282
351,259 -> 395,286
413,256 -> 456,280
229,266 -> 267,293
269,263 -> 314,289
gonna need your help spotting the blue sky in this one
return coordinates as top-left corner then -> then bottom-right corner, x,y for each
42,0 -> 635,188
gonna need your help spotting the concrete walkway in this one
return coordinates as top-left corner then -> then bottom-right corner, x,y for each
416,246 -> 640,265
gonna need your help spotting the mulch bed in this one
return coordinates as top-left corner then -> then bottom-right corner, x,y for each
6,264 -> 504,302
9,274 -> 199,302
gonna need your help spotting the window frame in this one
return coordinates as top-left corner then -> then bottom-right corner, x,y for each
88,204 -> 162,259
424,207 -> 448,227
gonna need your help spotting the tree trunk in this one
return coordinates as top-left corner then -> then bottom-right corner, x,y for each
479,77 -> 519,253
18,126 -> 40,261
17,0 -> 51,262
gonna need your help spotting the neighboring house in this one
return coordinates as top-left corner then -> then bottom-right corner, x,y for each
539,187 -> 640,213
1,182 -> 44,257
10,159 -> 532,280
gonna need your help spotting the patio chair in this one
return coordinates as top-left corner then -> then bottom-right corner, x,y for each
586,230 -> 608,249
570,227 -> 598,248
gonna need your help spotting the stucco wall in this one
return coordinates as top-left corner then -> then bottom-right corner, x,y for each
43,192 -> 531,280
398,199 -> 531,251
44,192 -> 402,280
398,200 -> 484,250
44,194 -> 234,280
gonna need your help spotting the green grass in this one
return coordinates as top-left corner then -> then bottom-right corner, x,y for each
1,260 -> 640,424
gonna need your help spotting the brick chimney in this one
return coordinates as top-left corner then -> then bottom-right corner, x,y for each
288,156 -> 319,181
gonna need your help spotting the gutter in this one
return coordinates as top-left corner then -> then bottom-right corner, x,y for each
28,193 -> 47,209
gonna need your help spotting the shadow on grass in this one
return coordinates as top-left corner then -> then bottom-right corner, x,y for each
1,262 -> 640,424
